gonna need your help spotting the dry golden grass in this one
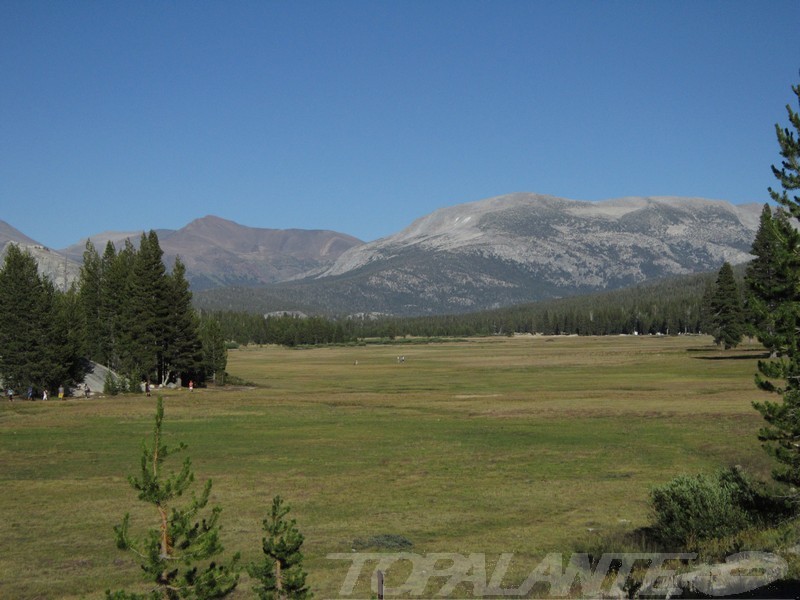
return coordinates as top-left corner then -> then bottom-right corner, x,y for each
0,335 -> 774,598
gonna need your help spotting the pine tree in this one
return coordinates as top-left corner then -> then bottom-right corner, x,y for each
753,78 -> 800,487
118,232 -> 170,384
161,257 -> 203,386
199,317 -> 227,385
79,240 -> 104,362
0,244 -> 47,391
247,496 -> 311,600
52,286 -> 88,386
769,81 -> 800,217
100,240 -> 134,373
710,262 -> 744,349
0,244 -> 86,393
108,397 -> 239,599
745,205 -> 800,356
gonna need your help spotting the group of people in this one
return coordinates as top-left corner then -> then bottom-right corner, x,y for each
7,379 -> 201,401
6,384 -> 90,401
143,380 -> 193,396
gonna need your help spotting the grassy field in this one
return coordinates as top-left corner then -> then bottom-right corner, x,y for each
0,335 -> 777,598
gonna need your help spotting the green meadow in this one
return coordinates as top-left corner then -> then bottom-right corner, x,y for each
0,335 -> 775,598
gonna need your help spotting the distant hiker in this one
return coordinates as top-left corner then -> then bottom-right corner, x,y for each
58,385 -> 64,400
42,389 -> 48,401
188,380 -> 194,392
7,389 -> 13,401
145,381 -> 150,397
84,384 -> 90,398
27,386 -> 33,401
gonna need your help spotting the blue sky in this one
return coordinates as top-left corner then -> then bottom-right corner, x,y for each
2,1 -> 799,249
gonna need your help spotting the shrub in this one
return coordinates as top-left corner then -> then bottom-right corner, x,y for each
650,466 -> 795,550
352,533 -> 414,551
103,371 -> 118,395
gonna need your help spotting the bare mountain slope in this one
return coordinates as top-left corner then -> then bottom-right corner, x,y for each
158,216 -> 363,289
61,230 -> 165,256
0,220 -> 81,288
0,220 -> 41,247
324,194 -> 760,279
57,216 -> 363,290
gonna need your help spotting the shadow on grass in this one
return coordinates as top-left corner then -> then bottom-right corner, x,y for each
692,353 -> 771,361
684,578 -> 800,599
685,347 -> 770,361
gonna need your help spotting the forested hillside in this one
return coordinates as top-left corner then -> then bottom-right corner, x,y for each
207,267 -> 739,346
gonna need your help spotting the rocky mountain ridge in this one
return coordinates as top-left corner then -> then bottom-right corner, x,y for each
325,194 -> 759,278
194,193 -> 763,315
2,193 -> 763,315
45,216 -> 363,290
278,193 -> 759,314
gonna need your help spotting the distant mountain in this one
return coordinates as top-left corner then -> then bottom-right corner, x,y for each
57,216 -> 363,290
157,216 -> 363,290
194,194 -> 762,315
60,229 -> 174,256
3,194 -> 764,316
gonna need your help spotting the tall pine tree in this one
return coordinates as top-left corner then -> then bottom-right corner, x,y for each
753,78 -> 800,487
100,240 -> 135,373
710,262 -> 743,349
119,232 -> 170,383
161,257 -> 203,385
79,240 -> 105,362
745,205 -> 800,356
0,244 -> 86,394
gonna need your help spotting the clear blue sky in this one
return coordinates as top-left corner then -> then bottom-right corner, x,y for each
2,0 -> 799,249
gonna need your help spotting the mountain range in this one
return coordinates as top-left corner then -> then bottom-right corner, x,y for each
1,193 -> 762,316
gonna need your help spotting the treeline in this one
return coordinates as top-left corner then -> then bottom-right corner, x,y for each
364,271 -> 719,338
209,269 -> 729,346
0,232 -> 227,396
206,310 -> 355,346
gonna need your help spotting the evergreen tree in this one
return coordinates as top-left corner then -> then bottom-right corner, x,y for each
100,240 -> 134,372
247,496 -> 311,600
745,205 -> 799,356
0,245 -> 47,391
769,81 -> 800,217
753,78 -> 800,488
0,244 -> 86,393
53,286 -> 88,386
79,240 -> 104,362
710,262 -> 744,349
161,257 -> 203,386
119,232 -> 170,383
108,397 -> 239,599
199,316 -> 227,385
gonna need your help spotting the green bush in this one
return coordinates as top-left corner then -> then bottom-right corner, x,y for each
650,466 -> 794,549
352,533 -> 413,551
103,371 -> 119,395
